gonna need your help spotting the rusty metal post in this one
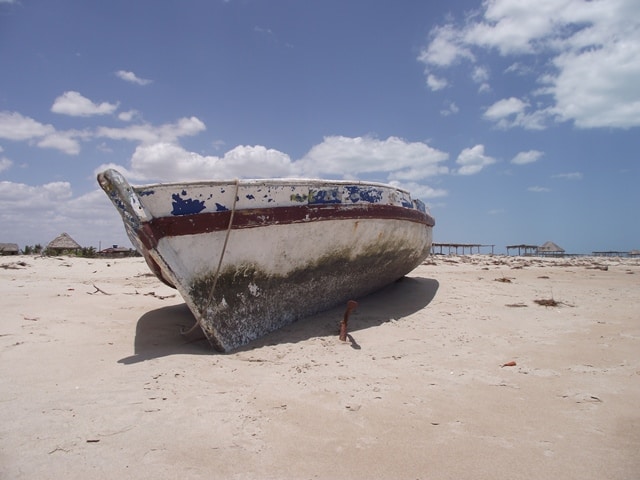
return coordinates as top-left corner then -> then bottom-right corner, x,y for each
339,300 -> 358,342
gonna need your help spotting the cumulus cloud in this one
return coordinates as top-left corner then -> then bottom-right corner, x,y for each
455,144 -> 496,175
97,142 -> 295,183
0,180 -> 72,210
484,97 -> 528,119
440,101 -> 459,117
116,70 -> 152,86
38,130 -> 88,155
0,157 -> 12,173
483,97 -> 548,130
118,110 -> 140,122
472,66 -> 491,92
0,111 -> 55,140
426,74 -> 448,91
96,116 -> 206,144
96,135 -> 451,201
51,91 -> 118,117
418,24 -> 474,67
297,135 -> 449,181
419,0 -> 640,129
0,111 -> 82,154
512,150 -> 544,165
0,110 -> 207,156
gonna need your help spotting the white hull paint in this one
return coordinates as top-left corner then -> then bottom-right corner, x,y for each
98,169 -> 435,351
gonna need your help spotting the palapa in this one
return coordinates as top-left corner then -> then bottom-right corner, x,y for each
46,233 -> 82,252
538,241 -> 564,253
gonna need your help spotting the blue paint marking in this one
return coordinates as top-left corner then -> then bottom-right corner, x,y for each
345,186 -> 383,203
401,198 -> 413,208
138,189 -> 155,196
246,194 -> 255,200
215,203 -> 229,212
171,193 -> 206,215
414,199 -> 427,213
310,188 -> 341,204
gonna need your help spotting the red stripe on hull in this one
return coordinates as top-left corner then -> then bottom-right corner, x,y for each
142,204 -> 434,248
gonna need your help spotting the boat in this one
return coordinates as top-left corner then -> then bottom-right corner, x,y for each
97,169 -> 435,352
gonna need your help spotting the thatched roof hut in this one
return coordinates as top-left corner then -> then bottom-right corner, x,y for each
538,241 -> 565,256
0,243 -> 19,255
46,233 -> 82,253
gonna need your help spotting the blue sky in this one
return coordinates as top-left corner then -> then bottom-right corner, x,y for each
1,0 -> 638,254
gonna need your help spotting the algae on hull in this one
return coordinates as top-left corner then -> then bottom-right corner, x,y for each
189,242 -> 426,351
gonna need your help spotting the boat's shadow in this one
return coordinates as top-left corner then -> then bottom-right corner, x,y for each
118,276 -> 439,363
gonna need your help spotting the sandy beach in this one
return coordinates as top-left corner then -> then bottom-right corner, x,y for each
1,254 -> 639,479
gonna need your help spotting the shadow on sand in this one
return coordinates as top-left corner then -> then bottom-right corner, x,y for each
118,276 -> 439,364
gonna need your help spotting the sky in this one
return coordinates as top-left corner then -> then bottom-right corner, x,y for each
1,0 -> 639,254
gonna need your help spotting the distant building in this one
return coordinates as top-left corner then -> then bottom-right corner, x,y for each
46,233 -> 82,254
538,241 -> 565,257
506,244 -> 539,256
98,245 -> 139,258
0,243 -> 19,255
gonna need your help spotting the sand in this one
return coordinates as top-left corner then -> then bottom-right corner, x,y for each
1,254 -> 639,479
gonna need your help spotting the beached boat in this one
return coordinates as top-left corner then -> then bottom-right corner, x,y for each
98,169 -> 435,352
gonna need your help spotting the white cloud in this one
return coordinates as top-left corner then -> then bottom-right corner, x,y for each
118,110 -> 140,122
0,157 -> 12,173
100,142 -> 295,182
426,74 -> 448,91
483,97 -> 548,129
463,0 -> 573,55
0,111 -> 55,140
51,91 -> 118,117
0,180 -> 72,210
472,66 -> 491,93
552,172 -> 583,180
528,185 -> 550,192
297,135 -> 449,181
546,38 -> 640,128
484,97 -> 527,119
0,111 -> 84,154
440,101 -> 459,116
455,144 -> 496,175
512,150 -> 543,165
420,0 -> 640,129
116,70 -> 152,86
36,131 -> 83,155
418,24 -> 474,67
96,116 -> 206,144
504,62 -> 533,76
472,66 -> 489,83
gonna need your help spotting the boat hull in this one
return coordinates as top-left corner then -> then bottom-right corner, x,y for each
98,169 -> 434,352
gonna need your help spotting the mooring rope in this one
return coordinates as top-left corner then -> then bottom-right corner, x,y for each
181,179 -> 240,335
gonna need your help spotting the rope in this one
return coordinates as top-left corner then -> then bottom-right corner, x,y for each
181,179 -> 240,335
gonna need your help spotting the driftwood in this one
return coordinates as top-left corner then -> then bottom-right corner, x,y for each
88,284 -> 111,295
